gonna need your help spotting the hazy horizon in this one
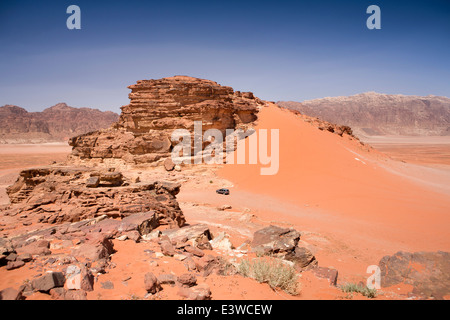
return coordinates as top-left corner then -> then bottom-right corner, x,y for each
1,0 -> 449,113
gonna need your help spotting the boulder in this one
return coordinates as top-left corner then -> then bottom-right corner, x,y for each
251,225 -> 301,255
32,272 -> 66,292
85,176 -> 100,188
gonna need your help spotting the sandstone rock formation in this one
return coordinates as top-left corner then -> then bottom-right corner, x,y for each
278,92 -> 450,137
69,76 -> 266,166
3,167 -> 185,228
0,103 -> 118,143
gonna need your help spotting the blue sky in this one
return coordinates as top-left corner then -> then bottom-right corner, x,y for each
0,0 -> 449,113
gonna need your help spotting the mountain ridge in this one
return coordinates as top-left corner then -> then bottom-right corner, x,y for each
278,92 -> 450,137
0,103 -> 119,144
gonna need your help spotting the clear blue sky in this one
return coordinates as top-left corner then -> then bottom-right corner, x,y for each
1,0 -> 449,113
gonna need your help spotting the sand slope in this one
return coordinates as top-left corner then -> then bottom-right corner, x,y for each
218,105 -> 450,258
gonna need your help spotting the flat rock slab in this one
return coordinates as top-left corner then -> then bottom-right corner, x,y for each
250,225 -> 301,255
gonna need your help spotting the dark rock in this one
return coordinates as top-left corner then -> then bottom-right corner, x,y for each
6,260 -> 25,270
32,272 -> 65,292
379,251 -> 450,299
312,267 -> 338,286
86,176 -> 100,188
17,253 -> 33,262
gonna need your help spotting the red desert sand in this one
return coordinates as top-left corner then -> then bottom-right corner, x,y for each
218,105 -> 450,274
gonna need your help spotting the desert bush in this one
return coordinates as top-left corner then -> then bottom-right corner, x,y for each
341,282 -> 377,298
237,257 -> 299,295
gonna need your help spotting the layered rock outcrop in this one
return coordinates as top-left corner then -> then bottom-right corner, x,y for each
69,76 -> 266,165
3,167 -> 185,227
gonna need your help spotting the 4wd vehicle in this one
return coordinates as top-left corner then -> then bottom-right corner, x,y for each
216,188 -> 230,195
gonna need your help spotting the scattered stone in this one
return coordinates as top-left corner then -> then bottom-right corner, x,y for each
177,273 -> 197,287
86,176 -> 100,188
210,232 -> 234,252
117,235 -> 128,241
142,229 -> 161,241
160,240 -> 176,257
183,257 -> 197,272
50,287 -> 87,300
0,287 -> 25,300
5,252 -> 17,261
17,240 -> 51,257
164,158 -> 175,171
177,283 -> 211,300
72,235 -> 114,261
119,211 -> 159,236
195,255 -> 224,277
286,246 -> 318,270
6,260 -> 25,270
65,265 -> 94,291
162,224 -> 212,245
100,281 -> 114,290
174,253 -> 188,261
217,205 -> 232,211
312,267 -> 339,286
144,272 -> 162,294
125,230 -> 141,243
184,245 -> 205,257
196,237 -> 213,250
158,274 -> 177,286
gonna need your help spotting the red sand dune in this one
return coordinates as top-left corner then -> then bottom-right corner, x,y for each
218,105 -> 450,264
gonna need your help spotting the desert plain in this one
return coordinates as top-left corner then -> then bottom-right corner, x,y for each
1,103 -> 449,300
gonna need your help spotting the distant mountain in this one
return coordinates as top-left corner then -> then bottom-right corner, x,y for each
0,103 -> 119,143
278,92 -> 450,137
